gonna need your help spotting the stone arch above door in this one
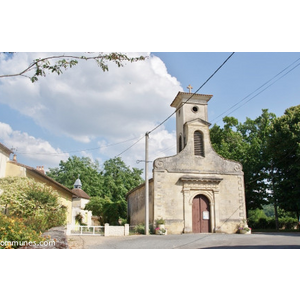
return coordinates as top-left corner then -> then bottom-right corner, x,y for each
180,176 -> 223,233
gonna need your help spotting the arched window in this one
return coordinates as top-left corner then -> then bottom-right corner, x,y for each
179,135 -> 183,152
194,131 -> 204,156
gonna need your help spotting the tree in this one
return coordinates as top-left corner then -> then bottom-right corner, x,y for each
268,105 -> 300,221
47,156 -> 144,224
46,156 -> 103,197
0,52 -> 147,82
102,157 -> 143,202
210,110 -> 276,213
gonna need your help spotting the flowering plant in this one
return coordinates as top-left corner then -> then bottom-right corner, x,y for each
155,227 -> 166,235
239,226 -> 251,232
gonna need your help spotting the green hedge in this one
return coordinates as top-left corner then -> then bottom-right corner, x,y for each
248,216 -> 298,230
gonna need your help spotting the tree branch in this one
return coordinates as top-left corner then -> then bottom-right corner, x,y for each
0,53 -> 147,82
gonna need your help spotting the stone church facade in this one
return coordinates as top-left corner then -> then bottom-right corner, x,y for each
127,91 -> 247,234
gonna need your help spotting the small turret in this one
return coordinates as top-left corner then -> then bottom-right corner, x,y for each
74,175 -> 82,189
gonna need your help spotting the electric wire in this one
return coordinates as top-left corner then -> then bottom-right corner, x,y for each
211,57 -> 300,124
11,53 -> 235,160
116,135 -> 145,157
115,52 -> 235,158
148,52 -> 235,134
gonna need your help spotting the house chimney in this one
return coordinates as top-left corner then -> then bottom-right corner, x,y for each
36,166 -> 45,174
13,154 -> 17,161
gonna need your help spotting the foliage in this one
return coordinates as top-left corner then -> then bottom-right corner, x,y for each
0,177 -> 66,233
238,226 -> 251,232
247,208 -> 298,230
133,224 -> 146,234
155,227 -> 167,235
0,52 -> 147,82
85,196 -> 127,225
47,156 -> 103,197
155,218 -> 165,225
22,206 -> 67,233
0,214 -> 45,249
48,156 -> 143,223
210,110 -> 276,212
267,105 -> 300,221
102,157 -> 144,202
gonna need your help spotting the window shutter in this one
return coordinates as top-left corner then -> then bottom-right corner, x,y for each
194,131 -> 204,156
179,135 -> 182,152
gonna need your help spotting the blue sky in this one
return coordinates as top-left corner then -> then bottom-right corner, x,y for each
1,52 -> 300,174
1,0 -> 300,288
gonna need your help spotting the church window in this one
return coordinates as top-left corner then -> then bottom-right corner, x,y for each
192,106 -> 199,113
194,131 -> 204,156
179,135 -> 183,152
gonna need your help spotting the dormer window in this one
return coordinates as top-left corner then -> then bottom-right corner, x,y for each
194,131 -> 204,156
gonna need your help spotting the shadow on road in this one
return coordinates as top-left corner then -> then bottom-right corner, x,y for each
201,245 -> 300,249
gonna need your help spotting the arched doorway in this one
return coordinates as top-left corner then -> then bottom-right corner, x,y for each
192,194 -> 210,233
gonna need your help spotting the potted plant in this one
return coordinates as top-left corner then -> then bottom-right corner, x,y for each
155,227 -> 167,235
238,219 -> 251,234
239,226 -> 251,234
155,218 -> 165,230
238,220 -> 251,234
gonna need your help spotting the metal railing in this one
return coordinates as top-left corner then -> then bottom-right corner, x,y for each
67,225 -> 104,236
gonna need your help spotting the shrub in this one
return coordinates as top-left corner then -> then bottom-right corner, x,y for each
0,177 -> 67,233
279,217 -> 298,229
134,224 -> 145,234
0,214 -> 45,249
24,206 -> 67,232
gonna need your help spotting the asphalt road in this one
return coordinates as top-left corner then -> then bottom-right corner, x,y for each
67,232 -> 300,249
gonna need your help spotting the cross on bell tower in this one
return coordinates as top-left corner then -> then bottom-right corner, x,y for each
187,84 -> 193,93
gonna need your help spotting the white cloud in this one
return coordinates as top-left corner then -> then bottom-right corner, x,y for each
96,126 -> 177,177
0,52 -> 182,144
0,52 -> 182,173
0,122 -> 69,167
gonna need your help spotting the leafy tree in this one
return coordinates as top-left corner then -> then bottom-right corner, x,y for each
47,156 -> 143,223
268,105 -> 300,221
210,110 -> 276,213
47,156 -> 103,197
102,157 -> 143,202
0,52 -> 147,82
86,157 -> 143,224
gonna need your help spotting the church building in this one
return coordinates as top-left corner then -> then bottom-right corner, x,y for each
127,90 -> 247,234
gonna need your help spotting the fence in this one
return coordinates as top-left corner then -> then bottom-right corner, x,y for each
66,223 -> 129,237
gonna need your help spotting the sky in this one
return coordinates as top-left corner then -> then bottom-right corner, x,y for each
2,0 -> 300,292
1,52 -> 300,176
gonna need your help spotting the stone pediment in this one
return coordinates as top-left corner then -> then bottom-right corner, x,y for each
184,118 -> 211,127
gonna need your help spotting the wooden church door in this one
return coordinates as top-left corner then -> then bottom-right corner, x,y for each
192,195 -> 210,233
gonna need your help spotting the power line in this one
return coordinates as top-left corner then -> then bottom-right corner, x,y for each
116,52 -> 235,158
211,57 -> 300,124
148,52 -> 235,134
116,135 -> 144,157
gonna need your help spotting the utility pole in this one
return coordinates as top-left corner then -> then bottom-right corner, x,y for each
145,132 -> 149,235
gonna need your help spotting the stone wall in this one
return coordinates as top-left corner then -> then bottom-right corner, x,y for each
127,180 -> 154,225
104,224 -> 129,237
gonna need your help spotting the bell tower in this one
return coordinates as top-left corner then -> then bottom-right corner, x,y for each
170,87 -> 213,153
